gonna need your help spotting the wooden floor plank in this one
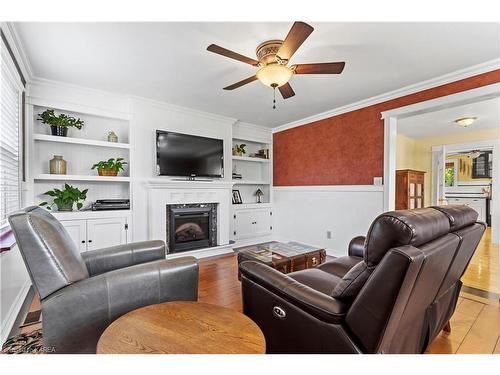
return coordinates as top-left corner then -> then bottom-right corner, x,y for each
456,305 -> 499,354
461,227 -> 499,294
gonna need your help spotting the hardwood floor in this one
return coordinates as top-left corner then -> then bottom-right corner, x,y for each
16,236 -> 500,354
461,227 -> 499,295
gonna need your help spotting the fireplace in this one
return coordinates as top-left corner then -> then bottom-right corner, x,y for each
166,203 -> 217,254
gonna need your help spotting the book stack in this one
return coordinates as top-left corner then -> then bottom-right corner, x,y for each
249,148 -> 269,159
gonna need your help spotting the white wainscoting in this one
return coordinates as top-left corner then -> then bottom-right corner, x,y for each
273,186 -> 384,257
0,245 -> 31,344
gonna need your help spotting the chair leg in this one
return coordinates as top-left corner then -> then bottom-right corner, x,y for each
443,321 -> 451,333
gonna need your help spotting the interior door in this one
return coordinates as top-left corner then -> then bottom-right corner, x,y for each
432,145 -> 447,206
59,220 -> 87,252
86,217 -> 127,251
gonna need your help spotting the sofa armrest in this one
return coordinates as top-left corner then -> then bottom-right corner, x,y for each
239,261 -> 347,324
348,236 -> 366,258
42,256 -> 198,353
81,240 -> 166,276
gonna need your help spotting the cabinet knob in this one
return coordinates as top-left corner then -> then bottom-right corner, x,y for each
88,240 -> 93,243
81,240 -> 86,243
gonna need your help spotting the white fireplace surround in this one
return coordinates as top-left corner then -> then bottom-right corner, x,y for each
146,180 -> 233,253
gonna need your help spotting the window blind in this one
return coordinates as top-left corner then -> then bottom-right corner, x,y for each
0,52 -> 22,227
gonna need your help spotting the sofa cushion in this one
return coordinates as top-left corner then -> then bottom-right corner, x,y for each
288,268 -> 342,296
317,256 -> 361,278
364,208 -> 450,267
431,205 -> 479,231
331,261 -> 372,302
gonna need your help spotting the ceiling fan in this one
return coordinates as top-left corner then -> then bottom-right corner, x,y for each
207,21 -> 345,108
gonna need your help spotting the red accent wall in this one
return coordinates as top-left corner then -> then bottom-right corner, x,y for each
273,69 -> 500,186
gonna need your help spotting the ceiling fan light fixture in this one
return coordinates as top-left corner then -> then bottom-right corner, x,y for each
256,64 -> 294,88
454,117 -> 477,127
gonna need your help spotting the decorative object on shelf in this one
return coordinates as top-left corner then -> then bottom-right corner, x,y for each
249,148 -> 270,159
254,188 -> 264,203
39,183 -> 88,211
232,190 -> 243,204
107,131 -> 119,143
37,109 -> 84,137
232,172 -> 243,179
49,155 -> 67,175
91,157 -> 127,177
233,144 -> 246,156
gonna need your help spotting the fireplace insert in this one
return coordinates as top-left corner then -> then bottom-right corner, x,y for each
166,204 -> 217,254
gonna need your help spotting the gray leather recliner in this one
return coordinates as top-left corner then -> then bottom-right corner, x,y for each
8,206 -> 199,354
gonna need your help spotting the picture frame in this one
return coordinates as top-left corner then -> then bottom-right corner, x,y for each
232,190 -> 243,204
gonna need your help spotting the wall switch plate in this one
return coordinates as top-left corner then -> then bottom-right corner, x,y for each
326,230 -> 332,239
373,177 -> 383,186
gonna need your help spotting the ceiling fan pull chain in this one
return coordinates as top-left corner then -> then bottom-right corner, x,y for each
273,85 -> 276,109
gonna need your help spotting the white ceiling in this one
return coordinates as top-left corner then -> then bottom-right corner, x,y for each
13,22 -> 500,127
398,97 -> 500,139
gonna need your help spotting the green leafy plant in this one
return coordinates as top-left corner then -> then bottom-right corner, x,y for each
37,109 -> 85,129
40,184 -> 88,211
91,158 -> 127,173
234,144 -> 246,154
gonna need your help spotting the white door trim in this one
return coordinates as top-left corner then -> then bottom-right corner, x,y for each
381,82 -> 500,244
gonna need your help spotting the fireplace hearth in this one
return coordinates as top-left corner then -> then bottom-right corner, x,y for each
166,203 -> 217,254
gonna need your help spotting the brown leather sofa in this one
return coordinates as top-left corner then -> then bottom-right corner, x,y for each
239,205 -> 485,353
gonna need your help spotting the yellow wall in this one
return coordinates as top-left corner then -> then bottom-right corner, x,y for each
396,127 -> 500,206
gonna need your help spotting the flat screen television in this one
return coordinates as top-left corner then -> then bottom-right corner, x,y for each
156,130 -> 224,178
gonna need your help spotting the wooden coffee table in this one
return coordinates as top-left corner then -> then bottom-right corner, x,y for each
96,301 -> 266,354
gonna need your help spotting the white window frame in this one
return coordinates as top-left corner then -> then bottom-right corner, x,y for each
1,36 -> 24,231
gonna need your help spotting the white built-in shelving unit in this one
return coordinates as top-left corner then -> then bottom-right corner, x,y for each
231,136 -> 272,205
27,99 -> 132,213
230,125 -> 273,245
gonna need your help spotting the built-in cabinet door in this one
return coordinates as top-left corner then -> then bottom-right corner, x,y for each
60,220 -> 87,252
233,208 -> 272,240
253,209 -> 272,236
233,210 -> 256,239
86,217 -> 127,251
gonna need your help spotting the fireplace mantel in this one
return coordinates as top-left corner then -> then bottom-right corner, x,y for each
146,179 -> 234,190
146,180 -> 232,255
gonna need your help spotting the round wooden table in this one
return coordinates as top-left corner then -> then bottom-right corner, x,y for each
96,301 -> 266,354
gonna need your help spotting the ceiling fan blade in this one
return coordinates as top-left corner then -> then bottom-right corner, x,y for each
207,44 -> 260,66
294,62 -> 345,74
276,22 -> 314,61
223,76 -> 258,90
279,83 -> 295,99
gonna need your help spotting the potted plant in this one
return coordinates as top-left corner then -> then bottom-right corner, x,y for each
91,158 -> 127,176
37,109 -> 85,137
233,144 -> 246,156
40,184 -> 88,211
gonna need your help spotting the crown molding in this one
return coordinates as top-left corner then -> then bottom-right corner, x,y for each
233,120 -> 272,133
129,95 -> 238,125
273,58 -> 500,134
2,22 -> 33,81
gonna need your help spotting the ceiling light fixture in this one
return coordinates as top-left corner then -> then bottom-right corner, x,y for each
256,64 -> 294,88
454,117 -> 477,127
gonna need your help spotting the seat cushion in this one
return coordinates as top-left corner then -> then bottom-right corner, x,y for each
288,268 -> 342,296
317,256 -> 362,278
